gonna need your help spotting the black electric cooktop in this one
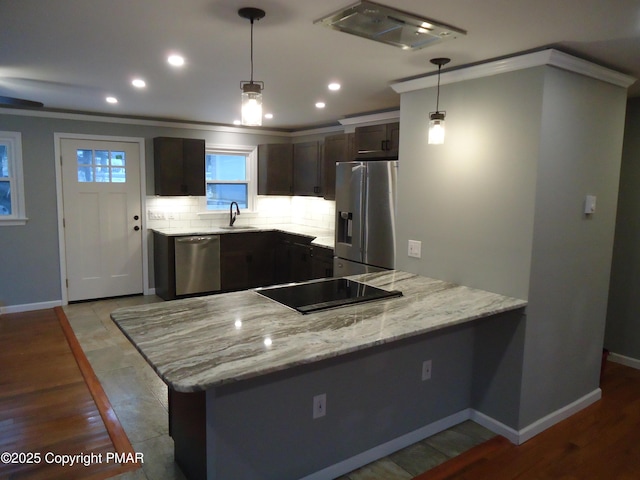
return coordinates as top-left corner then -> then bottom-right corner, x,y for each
255,278 -> 402,314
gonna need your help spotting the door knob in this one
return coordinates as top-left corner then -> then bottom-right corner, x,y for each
134,215 -> 139,220
134,226 -> 140,231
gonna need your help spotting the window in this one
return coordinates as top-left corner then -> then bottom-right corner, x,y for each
204,147 -> 255,211
0,131 -> 27,225
76,149 -> 127,183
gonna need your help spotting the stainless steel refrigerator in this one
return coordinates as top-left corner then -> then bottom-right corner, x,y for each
334,160 -> 398,276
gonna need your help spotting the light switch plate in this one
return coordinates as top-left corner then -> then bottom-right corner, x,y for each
408,240 -> 422,258
584,195 -> 596,215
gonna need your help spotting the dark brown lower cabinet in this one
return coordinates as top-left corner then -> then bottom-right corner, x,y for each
220,232 -> 277,291
154,231 -> 334,299
311,245 -> 334,279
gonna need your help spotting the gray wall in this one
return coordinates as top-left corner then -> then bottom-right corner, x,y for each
208,324 -> 476,479
396,65 -> 627,430
519,68 -> 626,426
605,98 -> 640,359
0,111 -> 289,307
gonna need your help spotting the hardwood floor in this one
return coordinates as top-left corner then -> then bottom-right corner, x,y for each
0,308 -> 139,480
413,361 -> 640,479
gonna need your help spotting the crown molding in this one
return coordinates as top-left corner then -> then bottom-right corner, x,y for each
391,49 -> 636,94
0,107 -> 295,137
339,110 -> 400,126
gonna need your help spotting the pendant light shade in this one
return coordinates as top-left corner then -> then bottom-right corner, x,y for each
238,8 -> 265,126
241,82 -> 263,126
428,58 -> 450,145
428,111 -> 446,145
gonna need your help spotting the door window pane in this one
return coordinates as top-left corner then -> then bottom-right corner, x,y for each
77,149 -> 93,182
77,149 -> 127,183
111,151 -> 126,183
206,184 -> 248,210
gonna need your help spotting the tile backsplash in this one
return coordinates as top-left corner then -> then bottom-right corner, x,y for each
146,195 -> 335,231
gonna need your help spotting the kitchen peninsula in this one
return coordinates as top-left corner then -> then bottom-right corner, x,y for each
111,270 -> 526,480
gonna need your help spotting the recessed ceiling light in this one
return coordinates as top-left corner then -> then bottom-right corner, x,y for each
328,82 -> 341,91
132,78 -> 146,88
264,113 -> 273,119
167,54 -> 185,67
233,120 -> 241,125
106,96 -> 118,104
315,102 -> 326,109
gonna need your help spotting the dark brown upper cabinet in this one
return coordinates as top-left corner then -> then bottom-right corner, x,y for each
322,133 -> 355,200
293,141 -> 321,196
258,143 -> 293,195
354,122 -> 400,159
154,137 -> 205,196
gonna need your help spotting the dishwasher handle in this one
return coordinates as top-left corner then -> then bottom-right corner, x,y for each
176,236 -> 216,244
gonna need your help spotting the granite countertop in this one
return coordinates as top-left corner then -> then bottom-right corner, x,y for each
152,223 -> 334,249
111,270 -> 527,393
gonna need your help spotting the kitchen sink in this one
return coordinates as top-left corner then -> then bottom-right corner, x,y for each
219,225 -> 257,230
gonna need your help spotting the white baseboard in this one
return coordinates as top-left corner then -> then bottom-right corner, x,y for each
299,409 -> 471,480
473,389 -> 601,445
0,300 -> 63,315
301,387 -> 603,479
609,352 -> 640,370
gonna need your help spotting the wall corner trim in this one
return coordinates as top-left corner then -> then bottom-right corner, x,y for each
391,49 -> 636,94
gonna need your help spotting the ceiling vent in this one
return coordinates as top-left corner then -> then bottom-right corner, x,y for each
315,1 -> 466,51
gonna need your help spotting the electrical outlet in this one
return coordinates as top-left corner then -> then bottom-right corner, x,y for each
408,240 -> 422,258
147,210 -> 165,220
422,360 -> 432,381
313,393 -> 326,419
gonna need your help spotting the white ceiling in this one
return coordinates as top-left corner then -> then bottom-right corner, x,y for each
1,0 -> 639,131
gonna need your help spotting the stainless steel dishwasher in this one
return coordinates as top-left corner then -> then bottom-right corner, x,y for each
175,235 -> 221,295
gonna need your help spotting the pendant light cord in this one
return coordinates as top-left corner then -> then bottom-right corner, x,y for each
249,19 -> 255,83
435,64 -> 441,113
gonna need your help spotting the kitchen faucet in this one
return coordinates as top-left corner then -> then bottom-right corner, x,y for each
229,201 -> 240,227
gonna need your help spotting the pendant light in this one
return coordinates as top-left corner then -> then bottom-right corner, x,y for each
238,7 -> 265,126
428,57 -> 450,145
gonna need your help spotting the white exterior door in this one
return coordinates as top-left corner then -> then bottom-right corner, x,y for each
61,138 -> 143,301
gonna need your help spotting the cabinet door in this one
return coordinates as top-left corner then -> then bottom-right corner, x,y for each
290,242 -> 313,282
154,137 -> 184,196
293,141 -> 321,196
220,232 -> 276,291
386,122 -> 400,157
258,144 -> 293,195
182,139 -> 206,195
311,245 -> 334,279
323,134 -> 346,201
153,232 -> 176,300
354,124 -> 388,157
354,123 -> 399,159
154,137 -> 205,196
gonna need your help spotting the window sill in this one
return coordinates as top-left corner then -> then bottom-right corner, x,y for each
0,217 -> 29,226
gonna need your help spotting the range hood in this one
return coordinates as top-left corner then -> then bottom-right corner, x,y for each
315,1 -> 466,51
